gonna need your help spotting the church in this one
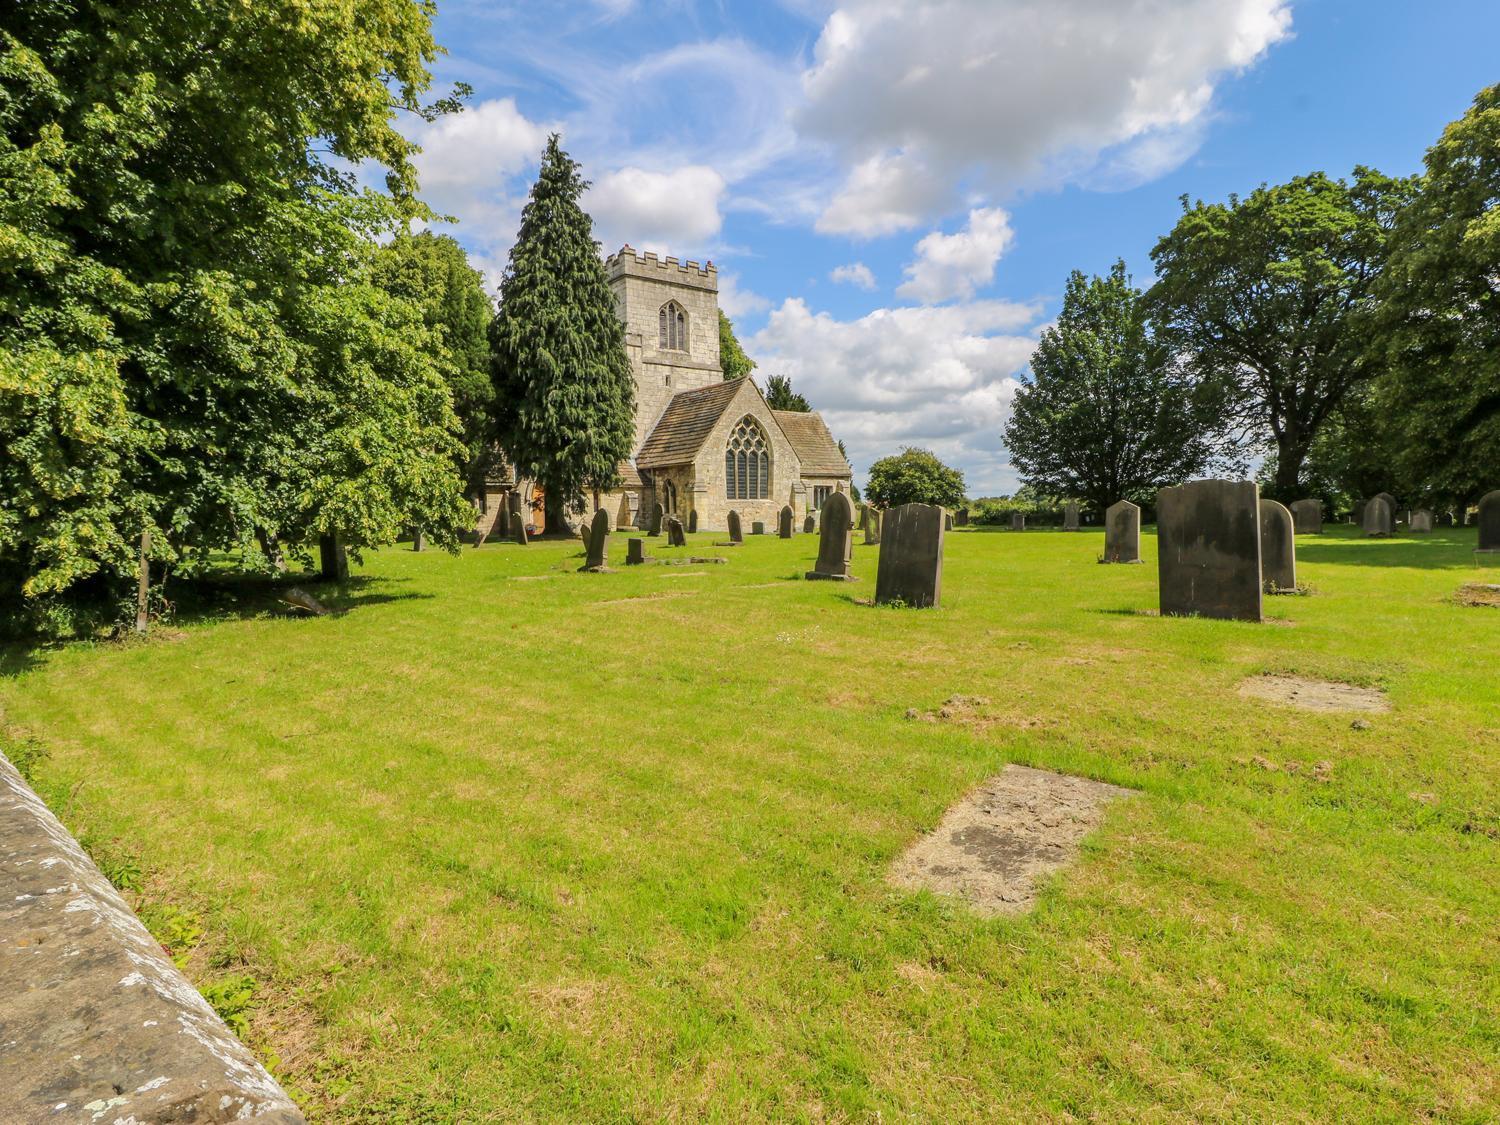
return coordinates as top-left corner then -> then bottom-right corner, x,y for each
478,244 -> 852,537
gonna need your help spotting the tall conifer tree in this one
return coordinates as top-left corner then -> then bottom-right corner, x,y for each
489,136 -> 635,525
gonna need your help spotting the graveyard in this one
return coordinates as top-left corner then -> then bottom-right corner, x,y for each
3,521 -> 1496,1120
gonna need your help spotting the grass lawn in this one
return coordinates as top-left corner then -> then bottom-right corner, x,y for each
3,525 -> 1498,1121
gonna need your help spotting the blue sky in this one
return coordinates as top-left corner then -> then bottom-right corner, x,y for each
404,0 -> 1500,495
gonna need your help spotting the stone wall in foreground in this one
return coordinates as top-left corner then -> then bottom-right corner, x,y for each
0,752 -> 305,1124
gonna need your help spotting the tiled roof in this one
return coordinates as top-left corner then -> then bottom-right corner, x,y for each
637,379 -> 746,468
773,410 -> 851,478
616,460 -> 642,490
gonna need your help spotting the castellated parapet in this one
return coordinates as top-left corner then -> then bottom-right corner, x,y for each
605,244 -> 718,292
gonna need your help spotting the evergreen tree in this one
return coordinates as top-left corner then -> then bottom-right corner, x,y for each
719,311 -> 755,380
1006,261 -> 1226,513
764,374 -> 811,412
489,136 -> 634,526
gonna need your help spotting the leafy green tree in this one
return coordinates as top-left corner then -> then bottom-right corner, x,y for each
373,231 -> 495,492
764,374 -> 811,412
865,448 -> 966,509
720,311 -> 755,380
489,136 -> 635,527
1006,261 -> 1225,514
1374,84 -> 1500,504
1149,169 -> 1417,496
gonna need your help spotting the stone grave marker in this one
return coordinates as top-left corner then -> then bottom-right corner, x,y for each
1410,509 -> 1434,533
1063,501 -> 1081,530
1479,490 -> 1500,552
511,511 -> 528,546
1258,499 -> 1296,592
1290,499 -> 1322,534
1439,510 -> 1454,527
803,514 -> 816,534
874,503 -> 943,608
752,521 -> 765,535
582,510 -> 610,571
943,510 -> 954,531
626,538 -> 647,565
779,505 -> 795,538
648,502 -> 663,537
956,508 -> 969,527
666,516 -> 686,547
1103,500 -> 1141,564
688,509 -> 698,534
863,507 -> 881,545
806,492 -> 855,581
1010,512 -> 1025,531
1156,479 -> 1262,622
1363,496 -> 1393,537
727,509 -> 743,544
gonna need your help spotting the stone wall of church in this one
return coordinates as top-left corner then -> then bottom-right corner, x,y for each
684,385 -> 803,533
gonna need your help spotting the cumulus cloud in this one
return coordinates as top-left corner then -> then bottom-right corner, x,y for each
897,207 -> 1014,304
830,262 -> 877,289
718,272 -> 771,319
747,297 -> 1042,494
412,98 -> 553,224
585,165 -> 727,254
801,0 -> 1293,233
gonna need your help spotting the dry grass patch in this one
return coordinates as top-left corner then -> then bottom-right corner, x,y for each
1238,674 -> 1390,713
1455,582 -> 1500,608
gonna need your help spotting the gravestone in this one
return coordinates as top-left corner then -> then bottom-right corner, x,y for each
1376,492 -> 1397,521
803,514 -> 816,534
1258,499 -> 1296,592
1410,508 -> 1434,533
666,516 -> 686,547
1289,499 -> 1322,534
779,505 -> 795,538
1479,490 -> 1500,552
412,531 -> 425,552
956,508 -> 969,527
1063,501 -> 1080,530
579,519 -> 590,543
875,503 -> 944,608
626,538 -> 647,565
1156,479 -> 1262,622
1362,496 -> 1392,537
688,509 -> 698,534
1439,510 -> 1454,527
859,504 -> 870,534
648,502 -> 663,537
943,511 -> 954,531
1103,500 -> 1141,564
318,534 -> 348,582
510,511 -> 528,546
863,507 -> 881,545
727,509 -> 743,544
506,490 -> 523,523
806,492 -> 855,581
582,510 -> 610,570
1010,512 -> 1025,532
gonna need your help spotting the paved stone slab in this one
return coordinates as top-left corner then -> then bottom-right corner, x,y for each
1157,479 -> 1262,622
1238,674 -> 1389,712
1103,500 -> 1141,564
1290,498 -> 1322,534
874,502 -> 943,608
1259,499 -> 1297,592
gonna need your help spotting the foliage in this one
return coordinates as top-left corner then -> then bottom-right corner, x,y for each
1373,83 -> 1500,503
864,447 -> 966,509
372,232 -> 496,493
489,136 -> 635,514
764,373 -> 811,412
719,311 -> 755,380
199,974 -> 258,1039
1005,261 -> 1226,514
1148,169 -> 1418,495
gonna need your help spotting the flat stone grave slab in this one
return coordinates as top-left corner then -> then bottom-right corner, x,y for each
1237,674 -> 1389,712
1455,583 -> 1500,608
889,765 -> 1135,917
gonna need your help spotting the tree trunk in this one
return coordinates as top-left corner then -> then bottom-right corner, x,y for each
134,530 -> 151,635
1273,436 -> 1309,498
319,533 -> 349,582
255,528 -> 287,572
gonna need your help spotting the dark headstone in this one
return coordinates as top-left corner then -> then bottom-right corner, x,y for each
1063,501 -> 1080,531
1438,510 -> 1454,527
1289,499 -> 1322,534
1010,511 -> 1025,532
1103,500 -> 1141,564
318,534 -> 349,582
1479,490 -> 1500,552
858,504 -> 869,534
806,492 -> 855,581
863,507 -> 880,545
1362,496 -> 1392,537
688,509 -> 698,534
1156,479 -> 1262,622
956,508 -> 969,527
582,510 -> 610,570
1409,509 -> 1433,533
943,511 -> 954,531
666,516 -> 686,547
1258,499 -> 1296,592
412,531 -> 425,552
779,505 -> 794,538
1376,492 -> 1397,521
727,509 -> 743,543
803,514 -> 816,534
626,538 -> 647,565
751,521 -> 765,535
875,503 -> 944,608
648,502 -> 663,537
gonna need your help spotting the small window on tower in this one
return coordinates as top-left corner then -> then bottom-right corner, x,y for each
658,300 -> 687,351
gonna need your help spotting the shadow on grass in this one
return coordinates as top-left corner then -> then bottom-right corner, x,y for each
1295,531 -> 1485,569
170,572 -> 428,621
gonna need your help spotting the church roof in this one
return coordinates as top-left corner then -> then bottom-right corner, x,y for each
772,410 -> 851,478
636,379 -> 747,468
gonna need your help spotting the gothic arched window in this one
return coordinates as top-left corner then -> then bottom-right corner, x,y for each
724,416 -> 770,500
658,301 -> 687,351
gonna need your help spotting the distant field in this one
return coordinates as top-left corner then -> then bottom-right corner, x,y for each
3,525 -> 1498,1121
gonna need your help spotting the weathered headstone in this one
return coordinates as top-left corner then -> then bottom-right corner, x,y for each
751,520 -> 766,535
666,516 -> 686,547
1362,496 -> 1392,537
1063,501 -> 1080,531
806,492 -> 855,581
803,514 -> 816,534
648,502 -> 663,537
1258,499 -> 1296,592
582,509 -> 610,571
1103,500 -> 1141,564
1010,511 -> 1025,532
863,507 -> 881,545
727,509 -> 743,544
626,538 -> 647,565
1438,510 -> 1454,527
511,511 -> 528,546
319,533 -> 348,581
956,508 -> 969,527
1376,492 -> 1397,522
1479,490 -> 1500,552
875,503 -> 944,608
1156,479 -> 1262,622
1289,499 -> 1322,534
412,530 -> 425,552
1410,508 -> 1433,533
943,510 -> 954,531
859,504 -> 870,534
779,504 -> 795,538
688,509 -> 698,534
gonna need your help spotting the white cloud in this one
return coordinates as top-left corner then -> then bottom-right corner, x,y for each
584,165 -> 726,254
897,207 -> 1014,304
412,98 -> 553,224
718,272 -> 770,319
829,262 -> 877,289
800,0 -> 1293,233
747,296 -> 1042,494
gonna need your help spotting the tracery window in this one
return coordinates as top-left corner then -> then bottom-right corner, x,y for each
724,417 -> 770,500
658,301 -> 687,351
